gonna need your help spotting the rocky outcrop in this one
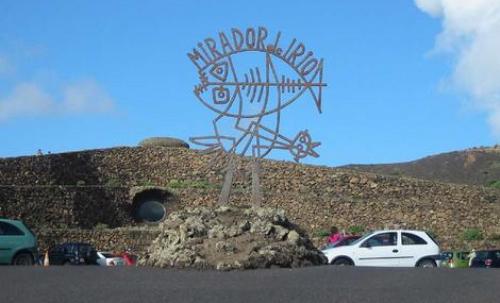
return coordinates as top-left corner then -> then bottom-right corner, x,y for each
140,206 -> 327,270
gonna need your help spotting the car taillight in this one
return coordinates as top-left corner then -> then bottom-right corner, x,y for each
485,259 -> 492,267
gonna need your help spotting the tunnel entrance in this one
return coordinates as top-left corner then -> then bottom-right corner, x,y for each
131,188 -> 170,223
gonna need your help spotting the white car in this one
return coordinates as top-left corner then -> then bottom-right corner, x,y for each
96,252 -> 125,266
322,230 -> 440,267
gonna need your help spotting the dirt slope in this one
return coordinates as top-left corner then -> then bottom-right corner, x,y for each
343,146 -> 500,186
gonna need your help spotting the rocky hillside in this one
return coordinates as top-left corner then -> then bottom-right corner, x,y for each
1,146 -> 500,250
343,146 -> 500,186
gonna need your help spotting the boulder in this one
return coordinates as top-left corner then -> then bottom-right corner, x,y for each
140,205 -> 327,270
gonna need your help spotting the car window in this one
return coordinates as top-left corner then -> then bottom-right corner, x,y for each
79,246 -> 89,254
344,238 -> 359,245
475,251 -> 488,260
440,252 -> 453,260
351,232 -> 374,246
80,245 -> 95,256
363,232 -> 397,247
52,245 -> 63,253
402,233 -> 427,245
64,245 -> 77,254
0,222 -> 24,236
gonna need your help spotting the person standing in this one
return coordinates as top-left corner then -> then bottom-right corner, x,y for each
468,249 -> 476,267
327,226 -> 344,245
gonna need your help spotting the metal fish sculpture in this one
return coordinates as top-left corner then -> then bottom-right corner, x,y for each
188,27 -> 326,204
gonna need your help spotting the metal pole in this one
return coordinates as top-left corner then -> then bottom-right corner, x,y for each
218,155 -> 235,204
251,160 -> 262,206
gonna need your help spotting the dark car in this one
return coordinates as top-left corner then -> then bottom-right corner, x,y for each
48,243 -> 98,265
469,250 -> 500,268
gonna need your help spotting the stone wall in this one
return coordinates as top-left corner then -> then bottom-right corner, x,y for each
1,146 -> 500,251
0,185 -> 131,229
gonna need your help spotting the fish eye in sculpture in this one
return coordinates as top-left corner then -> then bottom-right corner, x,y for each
212,86 -> 230,104
210,61 -> 229,82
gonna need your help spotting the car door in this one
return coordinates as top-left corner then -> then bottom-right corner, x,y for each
49,245 -> 65,265
0,222 -> 25,264
0,222 -> 13,263
398,232 -> 429,267
355,232 -> 400,267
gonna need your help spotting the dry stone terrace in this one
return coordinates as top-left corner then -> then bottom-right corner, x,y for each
1,146 -> 500,252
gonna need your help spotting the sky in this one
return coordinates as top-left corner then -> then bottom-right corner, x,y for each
0,0 -> 499,166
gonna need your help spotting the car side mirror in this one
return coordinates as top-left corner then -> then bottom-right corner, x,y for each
362,242 -> 371,248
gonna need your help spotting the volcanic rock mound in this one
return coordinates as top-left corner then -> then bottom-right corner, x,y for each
140,206 -> 327,270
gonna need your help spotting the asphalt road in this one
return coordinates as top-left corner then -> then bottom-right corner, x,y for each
1,266 -> 499,303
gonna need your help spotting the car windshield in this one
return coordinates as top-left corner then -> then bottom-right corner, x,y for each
349,231 -> 375,246
475,251 -> 489,260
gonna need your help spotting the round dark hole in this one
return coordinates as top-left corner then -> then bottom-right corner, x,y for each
136,200 -> 166,223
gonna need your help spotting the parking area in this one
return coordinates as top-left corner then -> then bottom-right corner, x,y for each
1,266 -> 499,303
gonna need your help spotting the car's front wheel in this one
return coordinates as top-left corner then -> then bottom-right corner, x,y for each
12,253 -> 34,266
332,258 -> 354,266
417,259 -> 436,268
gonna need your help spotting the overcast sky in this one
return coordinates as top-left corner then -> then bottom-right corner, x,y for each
0,0 -> 499,166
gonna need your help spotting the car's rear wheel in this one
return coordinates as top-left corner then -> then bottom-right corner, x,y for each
417,259 -> 436,268
12,253 -> 34,266
332,258 -> 354,266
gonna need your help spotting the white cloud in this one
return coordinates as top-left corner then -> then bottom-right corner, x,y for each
415,0 -> 443,17
0,79 -> 115,121
415,0 -> 500,138
62,80 -> 115,113
0,83 -> 54,120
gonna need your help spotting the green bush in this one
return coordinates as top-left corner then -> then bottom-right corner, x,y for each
348,225 -> 365,234
138,179 -> 155,186
167,179 -> 218,189
167,179 -> 184,188
94,223 -> 109,230
105,177 -> 121,187
190,180 -> 218,189
462,228 -> 484,241
315,229 -> 330,237
487,180 -> 500,189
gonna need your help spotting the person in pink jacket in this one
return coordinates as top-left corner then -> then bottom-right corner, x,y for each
327,226 -> 344,245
